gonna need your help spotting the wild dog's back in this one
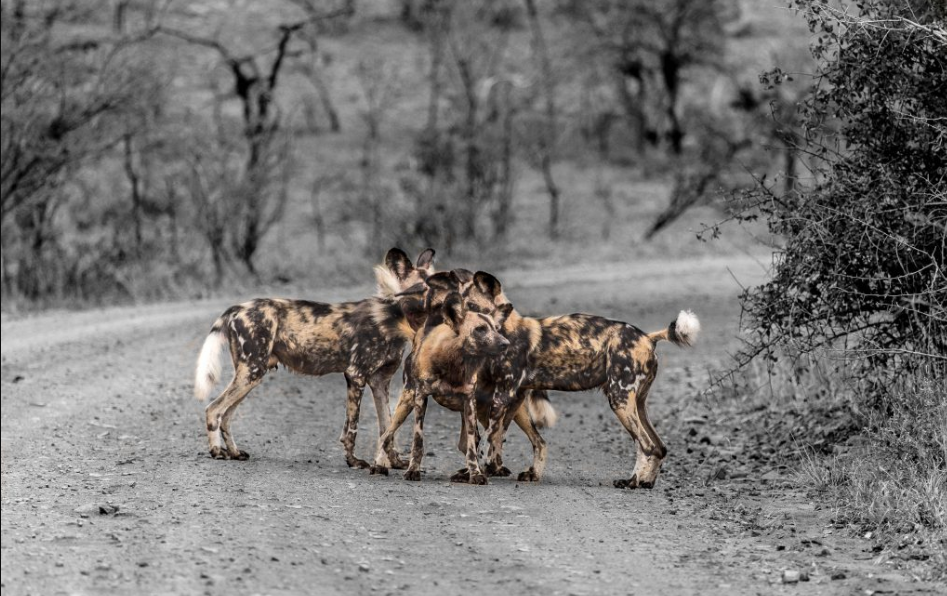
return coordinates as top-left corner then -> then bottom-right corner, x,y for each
525,314 -> 633,391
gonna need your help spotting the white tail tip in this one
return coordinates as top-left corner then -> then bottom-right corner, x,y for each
194,331 -> 227,400
673,310 -> 700,347
528,393 -> 558,429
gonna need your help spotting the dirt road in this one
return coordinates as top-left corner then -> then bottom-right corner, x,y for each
1,256 -> 938,595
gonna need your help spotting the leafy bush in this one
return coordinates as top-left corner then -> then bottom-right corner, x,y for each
722,0 -> 947,568
731,0 -> 946,385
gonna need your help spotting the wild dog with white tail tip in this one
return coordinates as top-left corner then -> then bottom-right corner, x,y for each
480,305 -> 700,487
193,248 -> 434,467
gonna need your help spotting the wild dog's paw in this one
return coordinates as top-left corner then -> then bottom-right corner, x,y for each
517,468 -> 540,482
450,469 -> 471,483
369,465 -> 389,476
346,457 -> 371,470
614,474 -> 640,489
485,462 -> 511,477
469,473 -> 488,485
230,450 -> 250,461
209,446 -> 228,460
403,470 -> 422,481
387,453 -> 409,470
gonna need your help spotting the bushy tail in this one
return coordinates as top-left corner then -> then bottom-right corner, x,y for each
194,316 -> 229,401
527,390 -> 558,428
647,310 -> 700,348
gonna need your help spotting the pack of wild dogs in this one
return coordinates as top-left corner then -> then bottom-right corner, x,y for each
194,248 -> 700,489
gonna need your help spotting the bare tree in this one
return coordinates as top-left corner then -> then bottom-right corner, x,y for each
157,4 -> 349,273
523,0 -> 562,238
443,1 -> 514,241
354,57 -> 402,254
573,0 -> 736,154
1,2 -> 160,298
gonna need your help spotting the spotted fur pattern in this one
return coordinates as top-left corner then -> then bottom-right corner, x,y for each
371,271 -> 546,481
194,248 -> 435,466
384,268 -> 698,487
480,307 -> 700,487
371,286 -> 512,484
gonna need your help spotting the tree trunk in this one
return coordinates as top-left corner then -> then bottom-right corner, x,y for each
494,80 -> 515,240
455,56 -> 479,241
122,134 -> 143,255
310,70 -> 341,133
524,0 -> 561,239
660,51 -> 683,154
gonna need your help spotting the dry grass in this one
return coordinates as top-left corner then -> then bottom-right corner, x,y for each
723,357 -> 947,578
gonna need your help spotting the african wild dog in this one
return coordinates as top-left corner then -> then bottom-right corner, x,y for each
401,290 -> 512,484
371,270 -> 554,481
389,269 -> 698,487
193,248 -> 434,468
479,301 -> 700,488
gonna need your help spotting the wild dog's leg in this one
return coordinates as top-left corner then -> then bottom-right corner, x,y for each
626,376 -> 666,487
371,386 -> 416,475
513,404 -> 548,482
483,405 -> 514,477
484,388 -> 524,477
451,394 -> 487,485
368,365 -> 407,469
404,393 -> 429,481
218,377 -> 264,459
340,374 -> 370,469
450,413 -> 484,482
205,365 -> 262,460
606,369 -> 665,489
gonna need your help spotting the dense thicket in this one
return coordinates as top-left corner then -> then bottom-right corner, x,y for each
732,0 -> 946,383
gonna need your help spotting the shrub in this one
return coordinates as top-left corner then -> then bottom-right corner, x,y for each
730,0 -> 946,385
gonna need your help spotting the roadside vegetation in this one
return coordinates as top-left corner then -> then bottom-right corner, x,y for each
714,0 -> 946,577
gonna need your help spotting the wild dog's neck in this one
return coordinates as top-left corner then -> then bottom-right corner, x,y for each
502,308 -> 542,352
503,308 -> 525,329
369,296 -> 417,343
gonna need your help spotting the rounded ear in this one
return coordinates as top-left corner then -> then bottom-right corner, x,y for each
424,270 -> 459,292
385,248 -> 414,281
473,271 -> 503,298
415,248 -> 436,274
452,268 -> 474,286
442,292 -> 466,331
495,302 -> 514,326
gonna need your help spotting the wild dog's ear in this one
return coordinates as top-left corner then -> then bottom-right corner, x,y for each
396,282 -> 427,297
415,248 -> 436,275
452,268 -> 474,286
473,271 -> 503,299
424,270 -> 459,292
385,248 -> 414,281
494,302 -> 515,326
442,292 -> 466,332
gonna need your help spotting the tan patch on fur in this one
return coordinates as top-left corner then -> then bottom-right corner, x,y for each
506,311 -> 542,351
285,310 -> 345,345
631,336 -> 654,365
414,325 -> 460,382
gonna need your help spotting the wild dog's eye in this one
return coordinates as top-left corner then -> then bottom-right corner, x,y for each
474,326 -> 487,335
